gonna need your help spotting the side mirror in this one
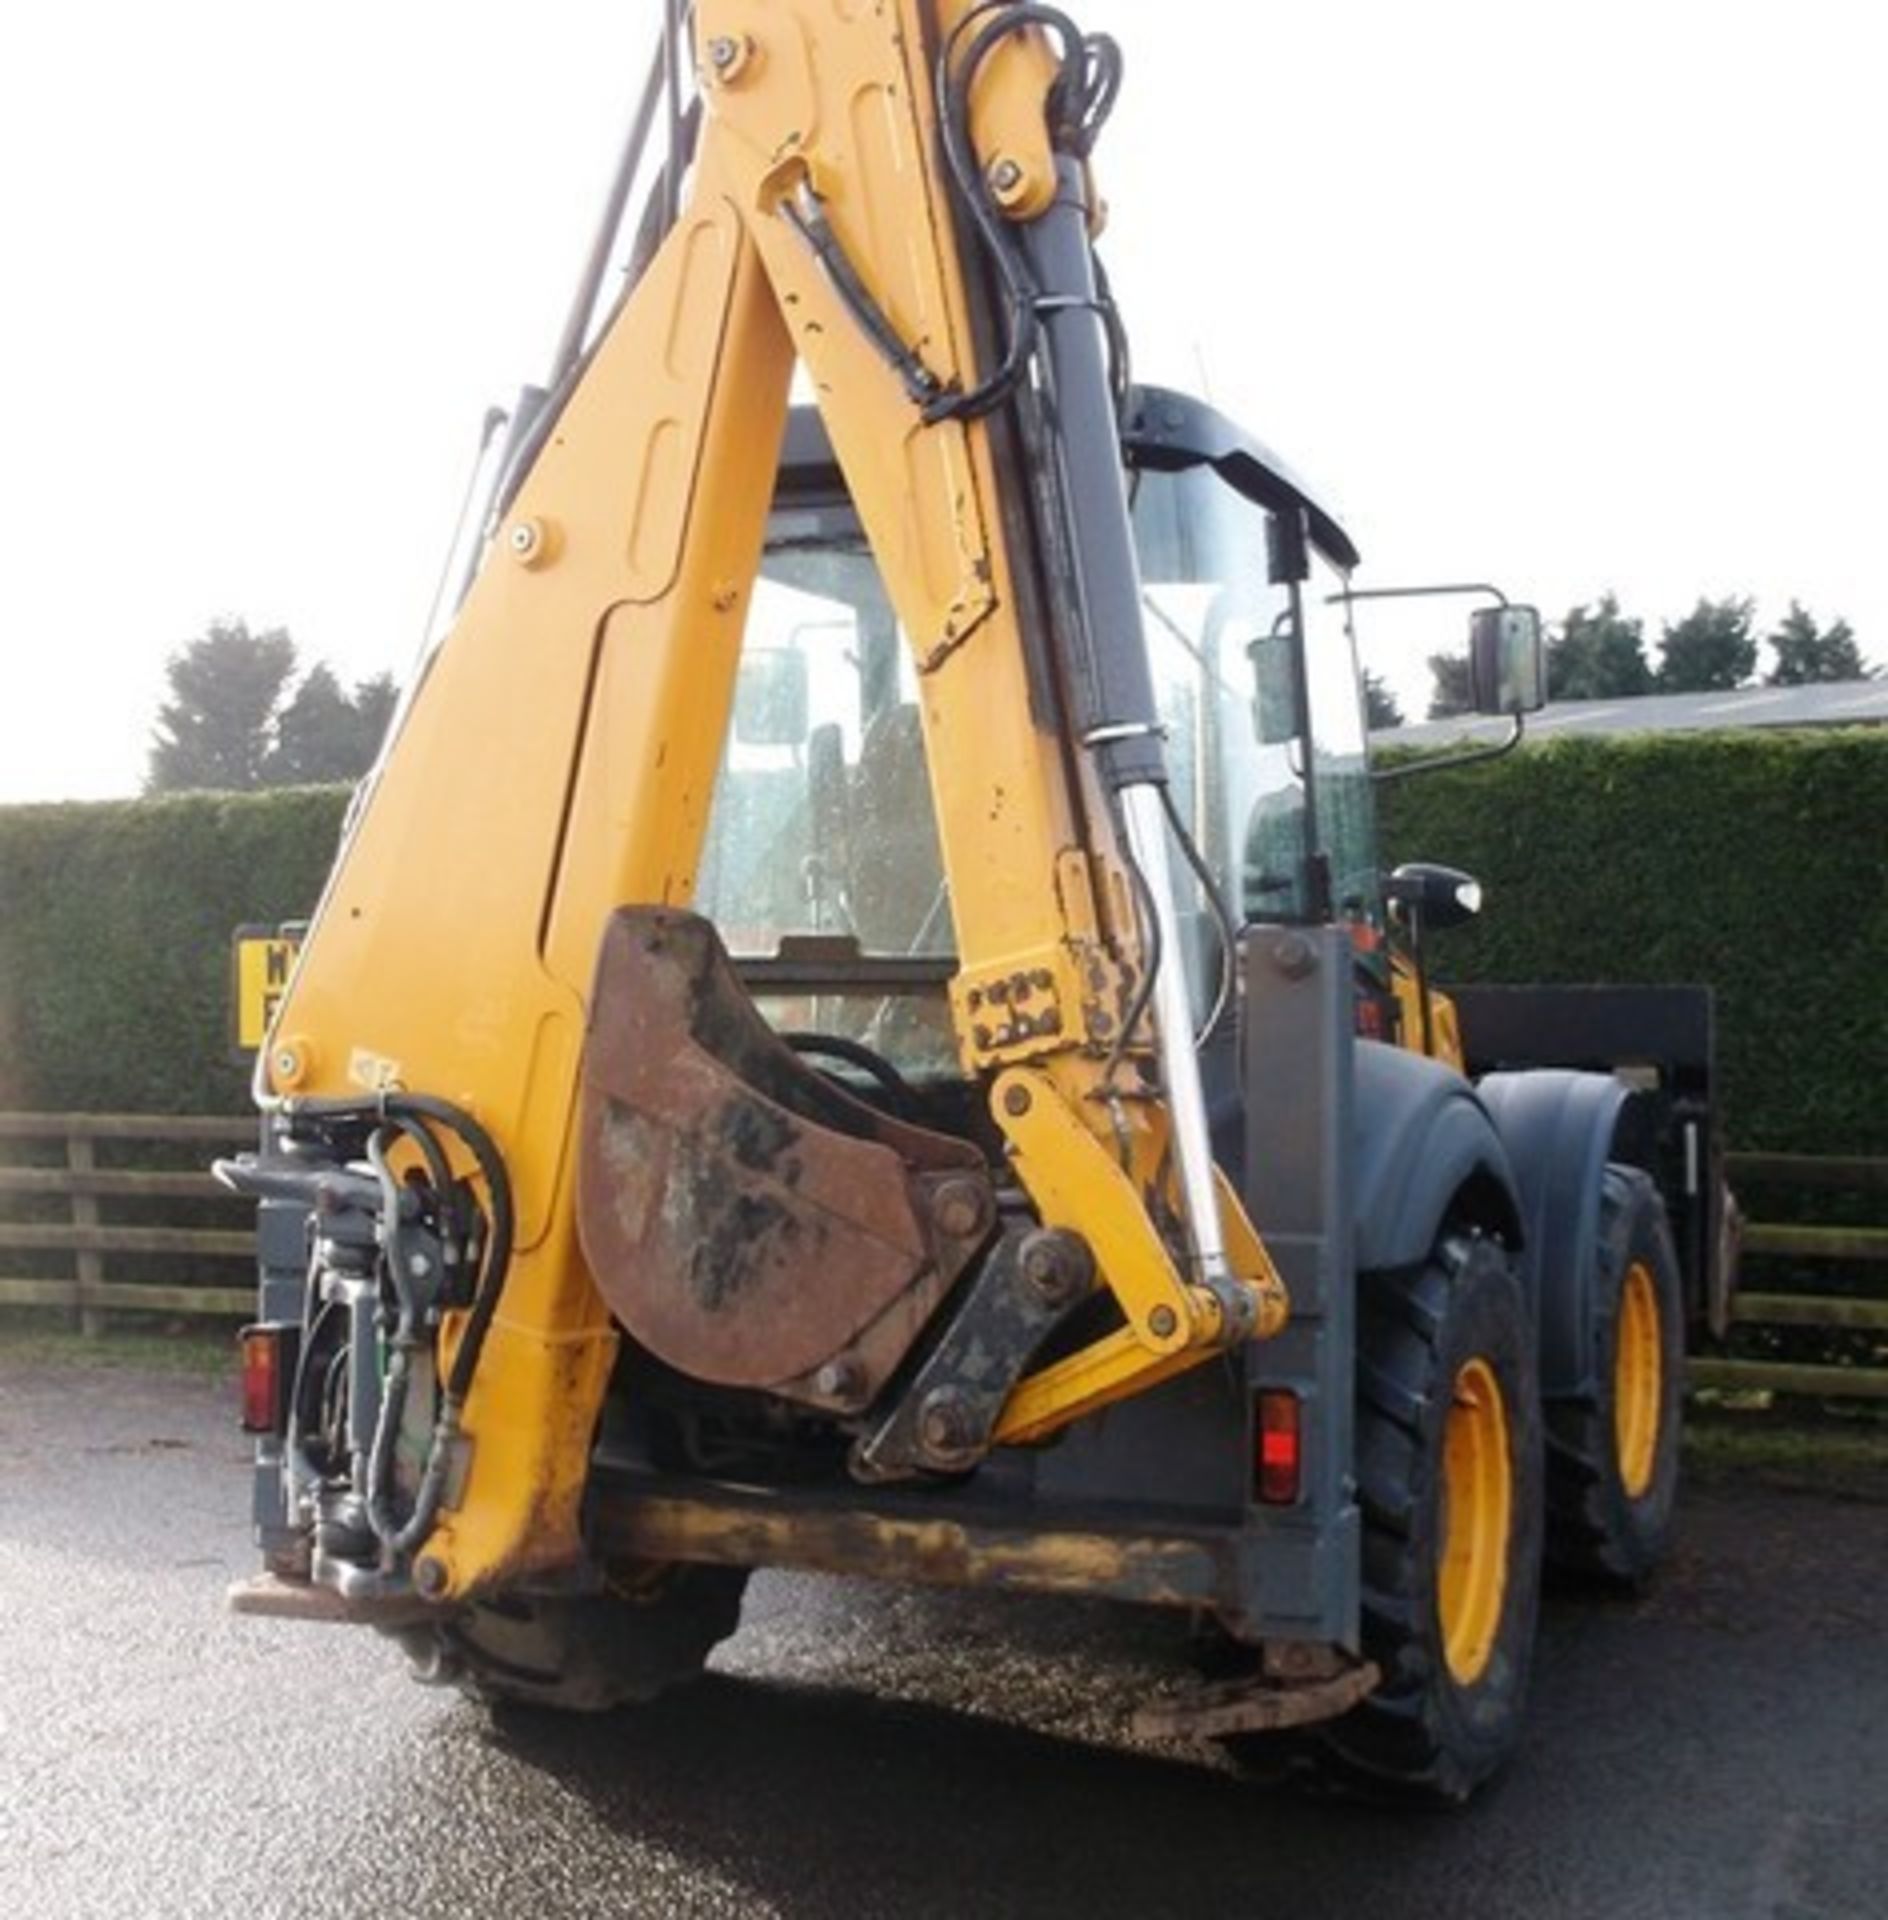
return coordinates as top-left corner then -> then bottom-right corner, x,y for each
1385,862 -> 1484,932
734,649 -> 810,748
1247,625 -> 1301,748
1468,606 -> 1545,716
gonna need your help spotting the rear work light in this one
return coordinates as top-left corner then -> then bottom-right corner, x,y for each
1255,1388 -> 1302,1506
239,1323 -> 298,1437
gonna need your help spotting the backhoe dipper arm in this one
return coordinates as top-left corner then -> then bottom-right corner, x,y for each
254,0 -> 1283,1601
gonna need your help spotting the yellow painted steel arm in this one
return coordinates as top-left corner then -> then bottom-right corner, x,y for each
691,0 -> 1283,1389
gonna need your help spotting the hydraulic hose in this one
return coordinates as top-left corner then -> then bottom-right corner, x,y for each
227,1089 -> 516,1571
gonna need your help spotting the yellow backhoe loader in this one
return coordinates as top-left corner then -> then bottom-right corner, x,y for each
223,1 -> 1720,1801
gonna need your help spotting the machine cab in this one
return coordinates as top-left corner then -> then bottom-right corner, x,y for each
694,384 -> 1380,1065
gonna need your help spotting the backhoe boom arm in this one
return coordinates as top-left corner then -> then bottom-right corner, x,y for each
245,0 -> 1281,1603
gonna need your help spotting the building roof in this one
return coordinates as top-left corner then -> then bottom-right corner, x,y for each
1380,679 -> 1888,747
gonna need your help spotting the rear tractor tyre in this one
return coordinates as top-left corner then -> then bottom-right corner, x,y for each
1545,1163 -> 1684,1586
400,1561 -> 749,1713
1316,1231 -> 1545,1804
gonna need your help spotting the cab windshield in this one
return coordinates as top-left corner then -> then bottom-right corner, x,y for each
694,454 -> 1379,1035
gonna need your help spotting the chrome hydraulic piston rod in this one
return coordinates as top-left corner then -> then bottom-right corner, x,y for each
1019,158 -> 1240,1313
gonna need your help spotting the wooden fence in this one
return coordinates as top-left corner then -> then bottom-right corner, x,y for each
1687,1152 -> 1888,1403
0,1112 -> 256,1333
2,1119 -> 1885,1404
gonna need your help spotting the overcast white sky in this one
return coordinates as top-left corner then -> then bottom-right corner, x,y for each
2,0 -> 1882,803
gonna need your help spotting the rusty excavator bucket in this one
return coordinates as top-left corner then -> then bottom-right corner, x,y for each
577,909 -> 997,1416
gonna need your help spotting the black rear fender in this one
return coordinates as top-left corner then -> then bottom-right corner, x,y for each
1475,1069 -> 1641,1402
1352,1040 -> 1523,1273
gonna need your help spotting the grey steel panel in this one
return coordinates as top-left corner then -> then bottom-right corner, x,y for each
1239,924 -> 1359,1645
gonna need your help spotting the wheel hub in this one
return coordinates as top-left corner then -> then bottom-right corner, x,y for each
1614,1259 -> 1663,1499
1439,1356 -> 1513,1686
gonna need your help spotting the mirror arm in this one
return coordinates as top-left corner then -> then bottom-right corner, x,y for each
1328,581 -> 1510,612
1370,712 -> 1526,786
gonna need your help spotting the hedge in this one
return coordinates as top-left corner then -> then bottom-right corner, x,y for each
0,730 -> 1882,1150
0,787 -> 349,1114
1379,729 -> 1888,1155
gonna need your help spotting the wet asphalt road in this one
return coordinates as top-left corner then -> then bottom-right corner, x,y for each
1,1351 -> 1884,1920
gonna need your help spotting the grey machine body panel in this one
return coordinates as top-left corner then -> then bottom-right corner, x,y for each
1235,924 -> 1361,1646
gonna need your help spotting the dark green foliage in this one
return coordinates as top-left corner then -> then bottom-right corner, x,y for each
1765,602 -> 1871,686
1363,669 -> 1404,730
1380,731 -> 1888,1153
1427,652 -> 1471,719
265,665 -> 395,786
1548,593 -> 1653,701
146,621 -> 396,793
3,738 -> 1882,1157
350,673 -> 399,755
0,788 -> 350,1114
147,620 -> 297,793
266,663 -> 360,786
1656,596 -> 1757,692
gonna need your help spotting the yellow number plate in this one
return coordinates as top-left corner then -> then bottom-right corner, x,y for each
232,927 -> 302,1056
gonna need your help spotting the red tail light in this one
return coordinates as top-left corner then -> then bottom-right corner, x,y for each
1255,1389 -> 1302,1505
239,1324 -> 297,1436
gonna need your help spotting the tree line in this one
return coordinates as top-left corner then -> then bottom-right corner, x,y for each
1418,595 -> 1872,724
146,620 -> 398,792
144,598 -> 1870,778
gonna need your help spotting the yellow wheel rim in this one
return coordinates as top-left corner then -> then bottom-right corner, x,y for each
1614,1260 -> 1663,1500
1439,1357 -> 1512,1687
